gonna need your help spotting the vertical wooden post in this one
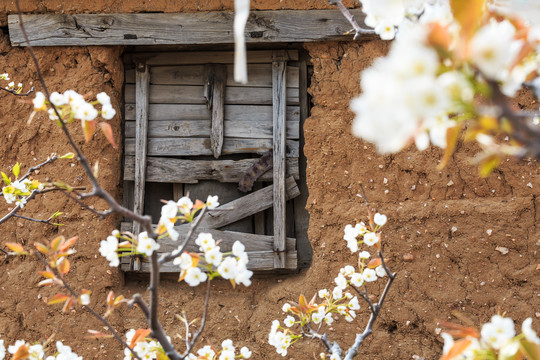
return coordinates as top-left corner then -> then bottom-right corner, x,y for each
272,50 -> 287,268
132,60 -> 150,271
204,64 -> 227,159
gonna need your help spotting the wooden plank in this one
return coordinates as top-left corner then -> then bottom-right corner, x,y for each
124,119 -> 299,139
272,51 -> 287,268
180,176 -> 299,230
295,55 -> 312,268
120,222 -> 296,252
125,64 -> 300,88
125,138 -> 300,157
123,156 -> 300,183
8,11 -> 368,46
121,250 -> 297,272
124,104 -> 300,122
252,182 -> 266,235
124,84 -> 300,105
208,65 -> 226,158
132,61 -> 150,271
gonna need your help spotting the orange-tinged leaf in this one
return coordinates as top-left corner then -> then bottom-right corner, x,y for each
57,257 -> 70,275
87,330 -> 110,339
6,242 -> 24,253
59,236 -> 78,252
50,236 -> 63,252
298,294 -> 308,312
367,258 -> 383,269
82,119 -> 96,142
107,291 -> 115,306
438,125 -> 461,170
99,122 -> 117,148
450,0 -> 486,40
34,242 -> 50,254
193,199 -> 205,210
130,329 -> 152,348
48,293 -> 70,305
427,22 -> 452,51
12,344 -> 29,360
38,271 -> 55,279
440,321 -> 480,338
114,295 -> 126,306
38,279 -> 54,287
440,338 -> 472,360
62,297 -> 75,313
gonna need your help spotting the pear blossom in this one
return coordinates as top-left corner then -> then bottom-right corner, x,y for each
340,265 -> 355,277
240,346 -> 252,359
28,344 -> 44,360
205,246 -> 223,266
206,195 -> 220,209
197,345 -> 216,359
48,108 -> 59,121
136,232 -> 160,256
232,241 -> 245,257
522,318 -> 540,344
8,340 -> 26,354
359,251 -> 370,259
332,286 -> 343,300
350,273 -> 364,287
221,339 -> 234,352
219,350 -> 235,360
184,267 -> 207,287
173,252 -> 193,269
334,273 -> 347,289
33,92 -> 46,110
217,257 -> 237,280
80,293 -> 90,306
177,196 -> 193,216
481,315 -> 515,349
101,104 -> 116,120
375,265 -> 387,278
318,289 -> 329,299
363,268 -> 378,282
312,311 -> 324,324
284,315 -> 295,327
195,232 -> 215,252
282,303 -> 291,312
330,352 -> 341,360
363,232 -> 379,246
373,213 -> 387,226
324,313 -> 334,325
234,260 -> 253,286
348,296 -> 360,311
49,92 -> 67,106
99,235 -> 119,267
96,92 -> 111,105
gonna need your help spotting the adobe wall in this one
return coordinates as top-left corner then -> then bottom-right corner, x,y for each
0,1 -> 538,359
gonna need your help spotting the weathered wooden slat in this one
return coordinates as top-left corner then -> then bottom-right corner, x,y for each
131,61 -> 150,271
181,176 -> 299,230
125,64 -> 300,88
124,84 -> 300,105
123,156 -> 300,183
121,250 -> 297,272
208,65 -> 226,158
124,119 -> 299,139
120,222 -> 296,252
8,11 -> 367,46
125,137 -> 299,157
124,103 -> 300,122
128,50 -> 298,65
272,51 -> 287,268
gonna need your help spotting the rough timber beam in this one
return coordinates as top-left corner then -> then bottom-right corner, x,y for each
8,10 -> 370,46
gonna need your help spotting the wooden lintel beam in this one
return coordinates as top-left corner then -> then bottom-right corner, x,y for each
8,10 -> 370,47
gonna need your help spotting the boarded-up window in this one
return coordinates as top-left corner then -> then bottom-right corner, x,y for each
121,49 -> 309,273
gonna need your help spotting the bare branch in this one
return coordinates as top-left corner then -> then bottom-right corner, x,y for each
0,86 -> 35,96
32,250 -> 142,360
186,279 -> 211,354
128,294 -> 151,319
328,0 -> 376,40
20,154 -> 58,181
302,325 -> 343,357
13,214 -> 59,226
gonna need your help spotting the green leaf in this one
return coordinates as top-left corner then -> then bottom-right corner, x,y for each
12,162 -> 20,178
50,211 -> 63,219
59,152 -> 75,159
1,172 -> 11,185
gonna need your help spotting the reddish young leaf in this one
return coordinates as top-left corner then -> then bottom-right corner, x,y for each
367,258 -> 383,269
59,236 -> 78,252
450,0 -> 486,40
107,291 -> 115,306
50,236 -> 63,252
5,242 -> 25,254
48,293 -> 70,305
438,125 -> 461,170
298,294 -> 308,313
114,295 -> 126,307
440,338 -> 472,360
99,122 -> 117,148
62,297 -> 75,313
82,119 -> 96,143
34,242 -> 50,255
38,271 -> 55,279
57,257 -> 71,275
130,329 -> 152,348
12,344 -> 30,360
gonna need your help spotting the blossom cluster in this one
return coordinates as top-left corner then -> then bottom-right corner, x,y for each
2,177 -> 43,208
98,195 -> 221,267
441,315 -> 540,359
0,338 -> 81,360
33,90 -> 115,122
343,212 -> 386,252
123,330 -> 252,360
351,0 -> 540,164
175,233 -> 253,287
0,72 -> 24,94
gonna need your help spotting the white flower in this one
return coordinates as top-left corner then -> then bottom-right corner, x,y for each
373,213 -> 387,226
96,92 -> 111,105
48,108 -> 59,121
33,91 -> 46,110
221,339 -> 234,352
332,286 -> 343,300
348,296 -> 360,311
312,312 -> 323,324
282,303 -> 291,312
522,318 -> 540,344
205,246 -> 223,266
74,102 -> 98,121
184,267 -> 207,287
195,233 -> 215,252
0,339 -> 5,360
80,293 -> 90,305
324,313 -> 334,325
234,261 -> 253,286
197,345 -> 216,359
346,238 -> 358,253
330,352 -> 341,360
345,310 -> 356,322
481,315 -> 516,349
441,332 -> 454,355
362,268 -> 377,282
217,257 -> 237,280
375,265 -> 387,277
177,196 -> 193,215
363,232 -> 379,246
64,90 -> 84,105
350,273 -> 364,287
341,265 -> 355,277
99,235 -> 119,267
359,251 -> 370,259
240,346 -> 251,359
49,92 -> 67,106
101,104 -> 116,120
161,200 -> 178,219
219,350 -> 235,360
8,340 -> 26,354
318,289 -> 329,299
232,241 -> 246,257
470,20 -> 521,80
136,232 -> 160,256
173,252 -> 193,270
284,315 -> 295,327
206,195 -> 219,209
28,344 -> 44,360
334,273 -> 347,289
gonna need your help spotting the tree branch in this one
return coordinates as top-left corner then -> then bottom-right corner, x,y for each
0,86 -> 35,96
19,154 -> 58,181
128,294 -> 151,319
13,214 -> 59,226
185,279 -> 211,354
328,0 -> 376,40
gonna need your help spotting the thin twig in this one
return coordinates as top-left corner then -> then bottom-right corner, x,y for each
59,190 -> 113,217
13,214 -> 58,226
328,0 -> 376,40
128,294 -> 151,319
186,279 -> 211,353
32,250 -> 142,360
0,86 -> 35,96
20,154 -> 58,181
